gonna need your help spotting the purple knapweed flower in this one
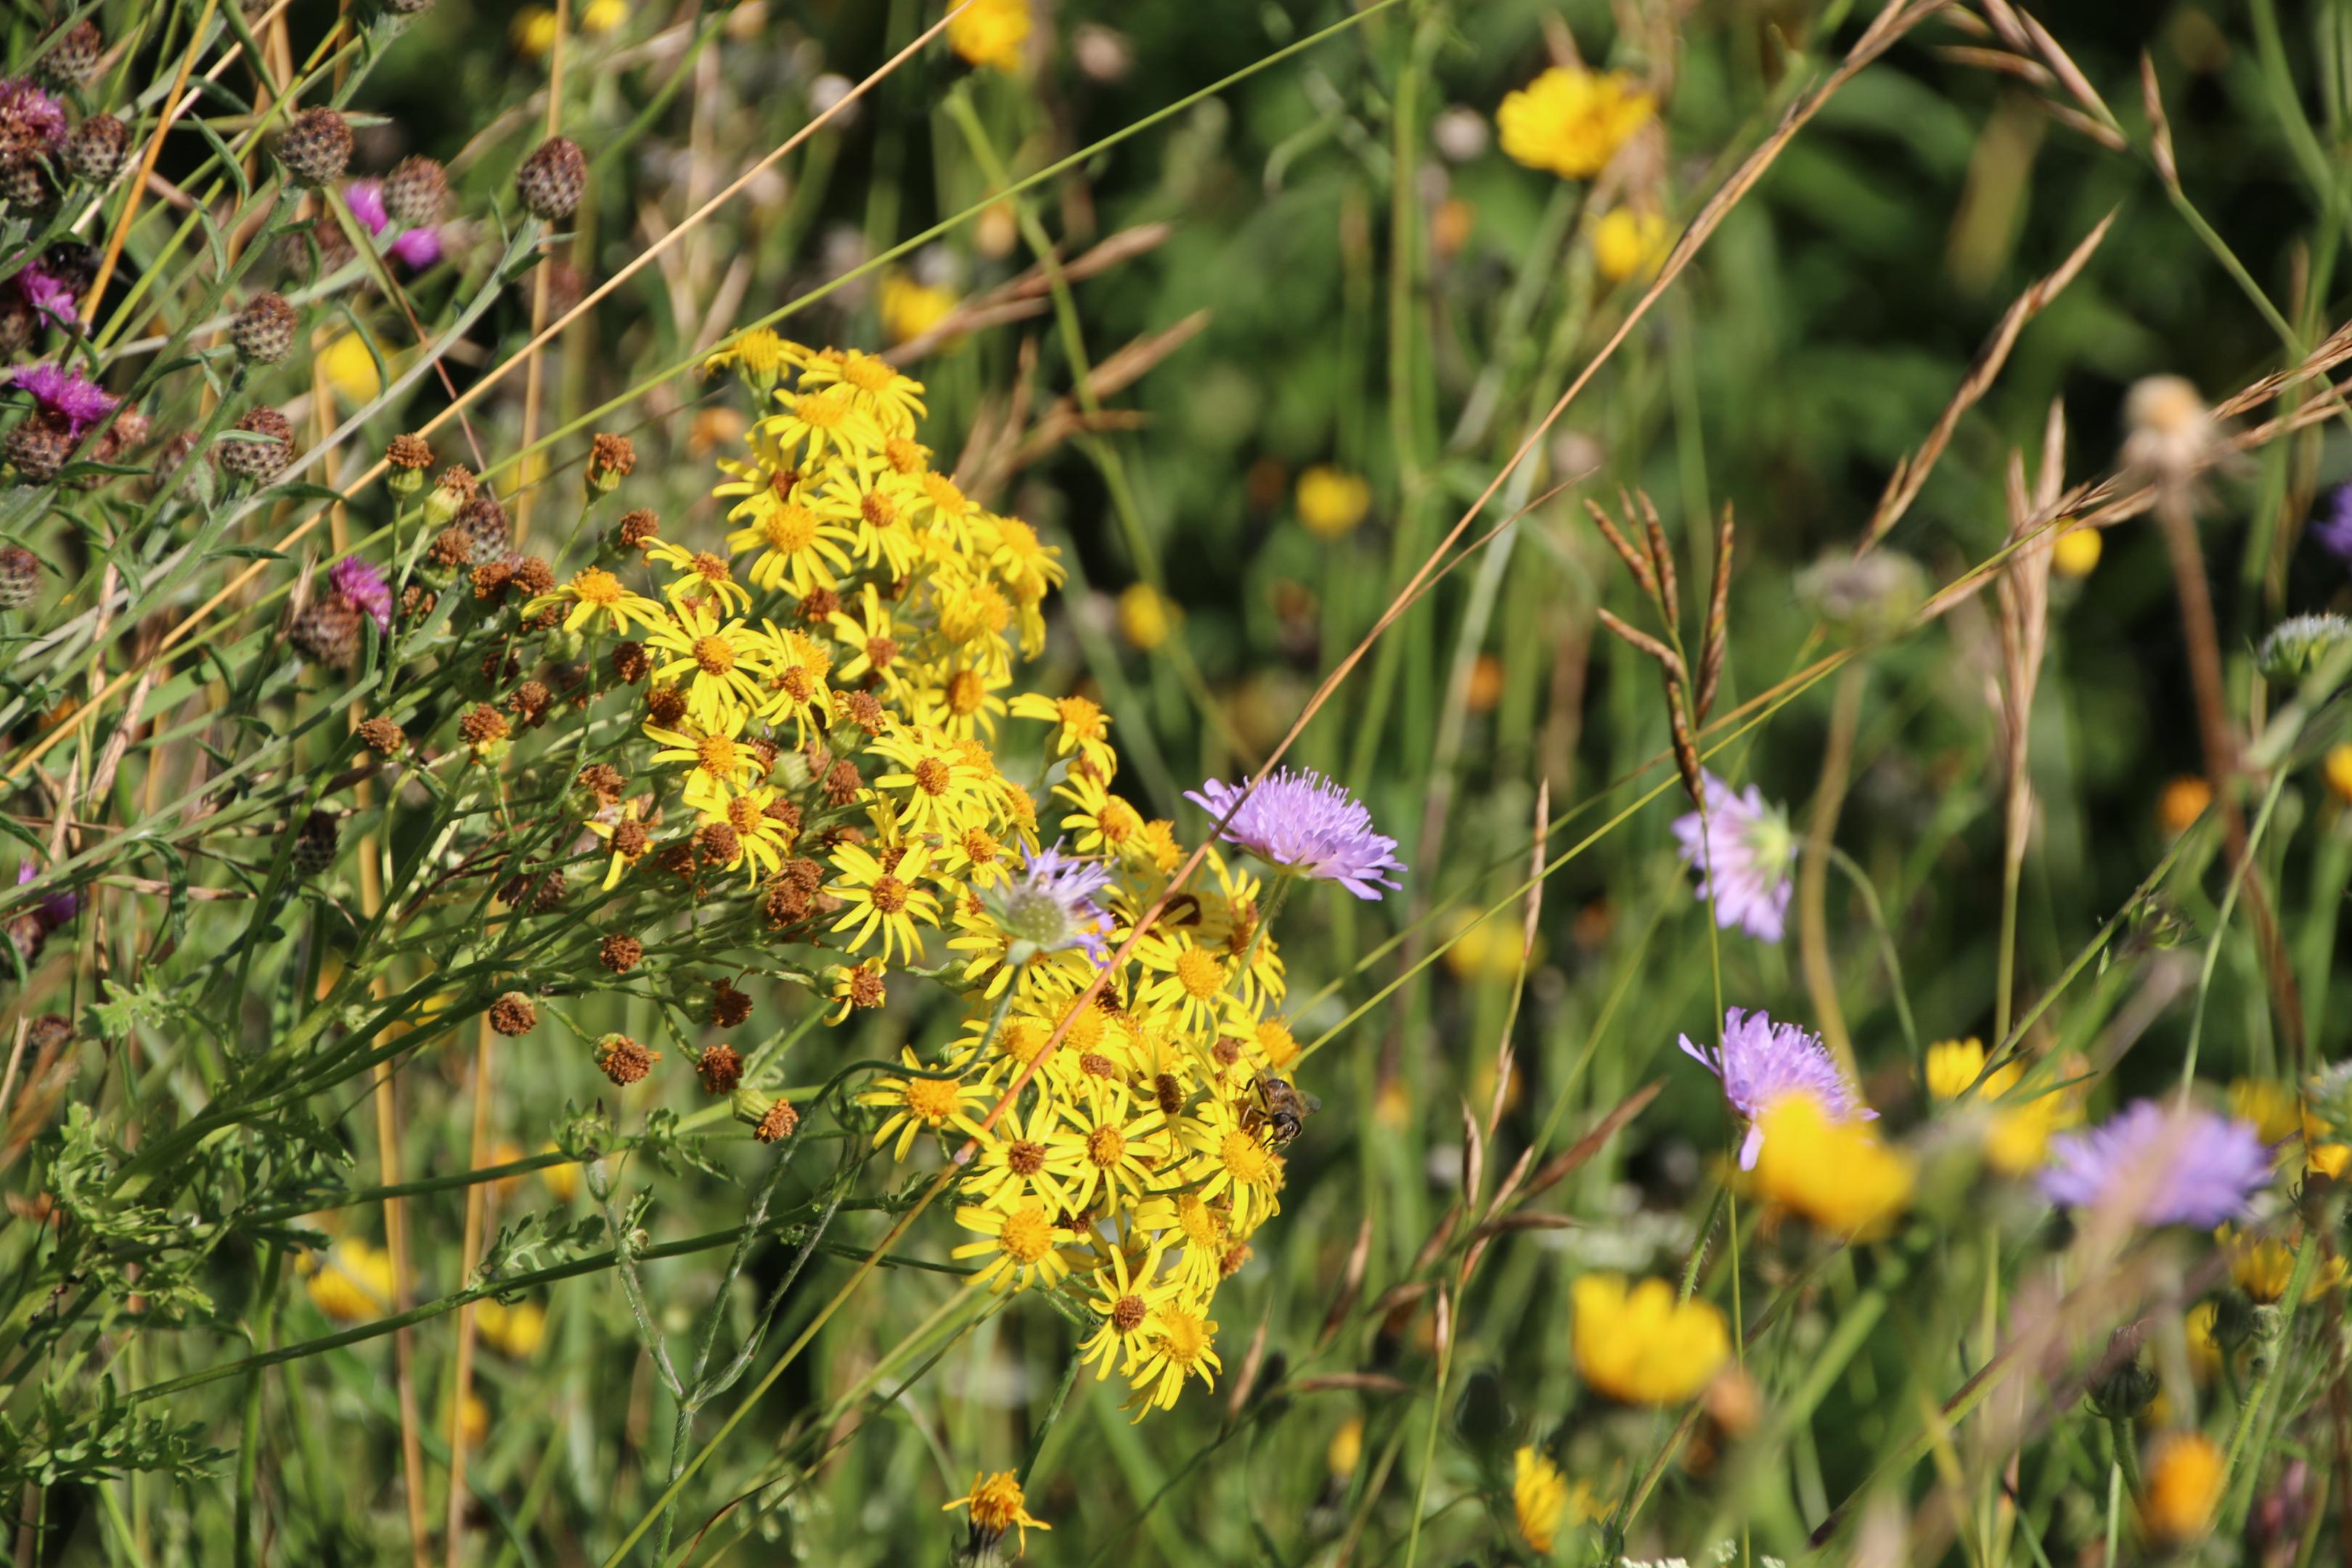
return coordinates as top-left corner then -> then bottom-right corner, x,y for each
0,80 -> 67,154
12,861 -> 78,931
1185,768 -> 1402,899
1679,1006 -> 1874,1168
14,261 -> 73,323
1672,772 -> 1797,942
10,362 -> 117,438
330,556 -> 392,634
2313,486 -> 2352,563
344,179 -> 443,271
2039,1099 -> 2270,1228
987,839 -> 1114,964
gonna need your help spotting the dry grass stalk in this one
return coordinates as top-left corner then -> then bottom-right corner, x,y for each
1861,209 -> 2114,552
1696,504 -> 1735,719
885,223 -> 1174,364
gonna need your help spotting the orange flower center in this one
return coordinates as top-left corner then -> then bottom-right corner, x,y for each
1175,947 -> 1222,1001
762,505 -> 817,552
1086,1124 -> 1125,1168
869,875 -> 909,914
695,735 -> 739,777
1219,1130 -> 1273,1185
1000,1207 -> 1054,1264
693,635 -> 735,675
1006,1139 -> 1047,1175
906,1075 -> 960,1122
913,757 -> 952,796
571,567 -> 622,605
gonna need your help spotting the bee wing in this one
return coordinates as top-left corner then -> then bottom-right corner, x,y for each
1302,1092 -> 1323,1114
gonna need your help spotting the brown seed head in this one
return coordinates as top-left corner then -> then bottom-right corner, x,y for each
219,407 -> 295,481
754,1098 -> 799,1143
697,1044 -> 743,1096
231,293 -> 298,364
487,991 -> 537,1037
588,433 -> 635,484
596,1033 -> 658,1086
797,585 -> 839,624
386,432 -> 433,471
576,763 -> 624,803
846,963 -> 886,1009
598,932 -> 642,973
517,135 -> 587,220
436,465 -> 478,504
509,679 -> 552,727
709,980 -> 754,1028
459,705 -> 510,747
357,716 -> 406,756
618,508 -> 658,549
428,528 -> 474,570
822,759 -> 862,806
645,686 -> 687,727
276,108 -> 353,187
382,155 -> 448,229
611,640 -> 650,684
695,822 -> 741,867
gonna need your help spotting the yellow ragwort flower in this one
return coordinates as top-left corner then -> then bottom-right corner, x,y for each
943,1470 -> 1050,1553
881,271 -> 958,345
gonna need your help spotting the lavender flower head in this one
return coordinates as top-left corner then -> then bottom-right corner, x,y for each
344,180 -> 444,271
1185,768 -> 1402,899
2314,485 -> 2352,563
11,362 -> 116,437
1680,1006 -> 1874,1168
2039,1099 -> 2270,1228
986,839 -> 1114,965
1672,772 -> 1797,942
330,556 -> 392,634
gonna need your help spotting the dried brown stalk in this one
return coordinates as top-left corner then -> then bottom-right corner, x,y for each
1861,208 -> 2115,551
1696,504 -> 1735,720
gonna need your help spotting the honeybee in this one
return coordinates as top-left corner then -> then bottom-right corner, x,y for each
1246,1071 -> 1321,1146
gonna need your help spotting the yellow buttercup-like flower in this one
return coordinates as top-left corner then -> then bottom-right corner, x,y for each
881,271 -> 957,345
2140,1432 -> 2223,1545
2051,523 -> 2102,578
1497,66 -> 1654,180
947,0 -> 1029,73
1593,206 -> 1670,282
1926,1038 -> 2075,1175
302,1240 -> 394,1323
1752,1091 -> 1914,1237
1295,465 -> 1371,539
1570,1273 -> 1728,1405
473,1297 -> 547,1359
1512,1447 -> 1584,1556
2216,1223 -> 2347,1304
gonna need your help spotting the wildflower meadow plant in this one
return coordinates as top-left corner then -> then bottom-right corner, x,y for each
12,1 -> 2352,1564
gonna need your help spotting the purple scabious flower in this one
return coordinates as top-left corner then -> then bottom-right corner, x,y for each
1672,772 -> 1797,942
2039,1099 -> 2270,1228
1185,768 -> 1402,899
2313,485 -> 2352,563
1679,1006 -> 1874,1169
344,180 -> 443,271
987,839 -> 1114,964
330,556 -> 392,633
11,362 -> 117,438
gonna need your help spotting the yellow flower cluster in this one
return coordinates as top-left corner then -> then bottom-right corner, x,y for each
1925,1037 -> 2076,1176
560,334 -> 1312,1418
